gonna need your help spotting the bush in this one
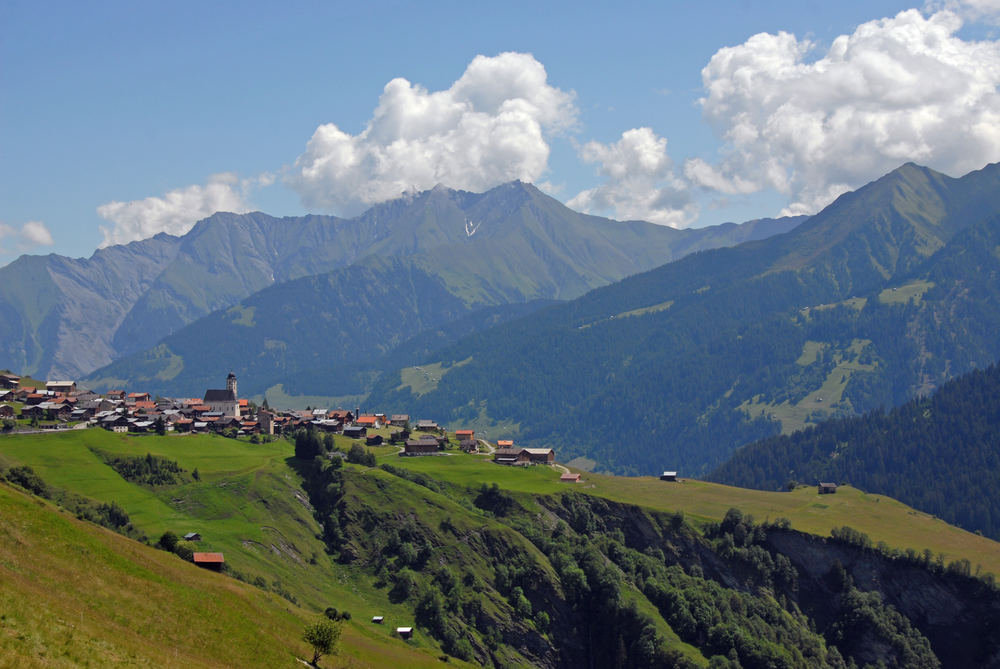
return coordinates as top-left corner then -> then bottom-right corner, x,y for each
157,530 -> 179,552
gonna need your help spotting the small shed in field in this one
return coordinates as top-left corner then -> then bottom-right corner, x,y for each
560,472 -> 581,483
819,482 -> 838,494
396,627 -> 413,639
371,616 -> 384,624
660,471 -> 677,482
192,552 -> 225,571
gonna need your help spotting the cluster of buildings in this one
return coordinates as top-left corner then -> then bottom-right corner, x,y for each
2,372 -> 565,470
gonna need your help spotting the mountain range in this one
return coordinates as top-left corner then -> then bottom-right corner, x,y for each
363,162 -> 1000,475
0,182 -> 801,382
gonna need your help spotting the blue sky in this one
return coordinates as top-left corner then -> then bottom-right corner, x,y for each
3,0 -> 1000,266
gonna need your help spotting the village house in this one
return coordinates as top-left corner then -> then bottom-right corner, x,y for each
455,429 -> 475,441
460,439 -> 477,453
493,447 -> 555,466
389,414 -> 409,427
0,374 -> 21,389
366,434 -> 384,446
415,419 -> 440,433
402,437 -> 440,455
0,404 -> 15,418
356,414 -> 381,429
45,380 -> 76,395
343,425 -> 367,439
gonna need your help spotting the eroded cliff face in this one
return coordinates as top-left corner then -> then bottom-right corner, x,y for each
764,529 -> 1000,669
295,453 -> 999,668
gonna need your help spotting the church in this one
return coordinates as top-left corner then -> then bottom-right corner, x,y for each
203,372 -> 239,418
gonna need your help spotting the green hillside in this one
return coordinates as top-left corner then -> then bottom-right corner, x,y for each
366,163 -> 1000,476
710,362 -> 1000,540
0,480 -> 457,668
3,429 -> 1000,667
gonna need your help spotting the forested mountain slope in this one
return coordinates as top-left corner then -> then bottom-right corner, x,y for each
710,363 -> 1000,540
0,182 -> 801,381
83,257 -> 555,399
366,163 -> 1000,475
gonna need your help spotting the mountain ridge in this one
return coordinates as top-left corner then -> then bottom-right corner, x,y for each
0,182 -> 804,381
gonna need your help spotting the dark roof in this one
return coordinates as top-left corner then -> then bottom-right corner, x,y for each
203,389 -> 236,402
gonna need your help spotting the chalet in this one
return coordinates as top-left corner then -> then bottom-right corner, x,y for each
24,393 -> 46,406
343,425 -> 367,439
46,380 -> 77,395
100,414 -> 130,433
183,532 -> 202,541
819,482 -> 838,495
396,627 -> 413,640
174,418 -> 194,433
497,439 -> 514,448
70,408 -> 94,422
132,400 -> 156,413
455,429 -> 475,441
127,392 -> 151,403
493,447 -> 555,466
0,374 -> 21,389
560,473 -> 581,483
0,404 -> 14,418
366,434 -> 384,446
459,439 -> 477,453
415,419 -> 440,433
104,390 -> 126,400
192,552 -> 225,571
389,414 -> 409,427
328,410 -> 354,424
0,390 -> 10,402
403,437 -> 440,455
356,414 -> 381,428
660,471 -> 677,482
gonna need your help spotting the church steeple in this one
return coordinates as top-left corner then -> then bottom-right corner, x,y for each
226,371 -> 237,398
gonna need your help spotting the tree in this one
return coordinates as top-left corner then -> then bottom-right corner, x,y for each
302,618 -> 342,666
154,416 -> 166,435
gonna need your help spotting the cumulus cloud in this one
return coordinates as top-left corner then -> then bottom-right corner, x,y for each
287,52 -> 577,214
97,173 -> 255,247
686,9 -> 1000,215
0,220 -> 55,256
567,128 -> 696,227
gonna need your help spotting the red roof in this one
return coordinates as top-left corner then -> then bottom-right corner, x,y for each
560,473 -> 581,482
357,415 -> 377,424
238,399 -> 248,406
133,401 -> 156,410
456,430 -> 474,436
192,552 -> 225,563
497,440 -> 514,447
127,392 -> 149,399
190,405 -> 211,412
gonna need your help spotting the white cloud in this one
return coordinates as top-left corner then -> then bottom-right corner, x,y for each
287,52 -> 577,214
568,128 -> 696,227
927,0 -> 1000,22
0,220 -> 55,256
687,9 -> 1000,215
97,173 -> 252,247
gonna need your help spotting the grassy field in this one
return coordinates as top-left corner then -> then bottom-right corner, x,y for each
385,450 -> 1000,577
742,338 -> 876,434
0,430 -> 467,658
878,279 -> 935,304
0,481 -> 456,669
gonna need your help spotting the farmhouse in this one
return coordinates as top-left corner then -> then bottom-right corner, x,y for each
415,419 -> 440,433
343,425 -> 367,439
0,374 -> 20,389
389,414 -> 409,427
46,380 -> 76,395
403,437 -> 440,455
0,404 -> 14,418
459,439 -> 477,453
819,482 -> 838,494
493,447 -> 555,466
455,429 -> 475,441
